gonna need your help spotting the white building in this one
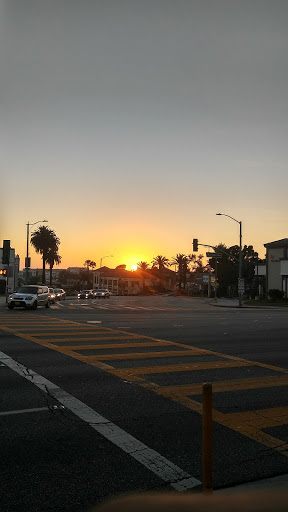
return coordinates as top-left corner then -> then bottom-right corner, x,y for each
264,238 -> 288,298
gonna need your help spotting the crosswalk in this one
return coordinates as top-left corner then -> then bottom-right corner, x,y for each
1,313 -> 288,461
52,301 -> 211,311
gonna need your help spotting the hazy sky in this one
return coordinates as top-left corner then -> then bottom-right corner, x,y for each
2,0 -> 288,269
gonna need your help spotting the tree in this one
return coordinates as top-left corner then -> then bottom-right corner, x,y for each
30,226 -> 60,284
151,255 -> 170,270
83,260 -> 96,271
171,254 -> 189,289
189,253 -> 205,273
46,249 -> 62,286
208,243 -> 260,297
137,261 -> 150,289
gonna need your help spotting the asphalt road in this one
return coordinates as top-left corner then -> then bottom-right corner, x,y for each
1,295 -> 288,511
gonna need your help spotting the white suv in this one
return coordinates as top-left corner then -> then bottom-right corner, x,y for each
93,289 -> 110,299
8,285 -> 50,310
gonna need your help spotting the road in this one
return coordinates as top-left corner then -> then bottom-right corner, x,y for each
1,295 -> 288,511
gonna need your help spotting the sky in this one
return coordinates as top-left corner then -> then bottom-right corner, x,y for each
1,0 -> 288,270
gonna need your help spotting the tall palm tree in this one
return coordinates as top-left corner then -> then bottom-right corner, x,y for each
171,254 -> 189,289
137,261 -> 150,289
46,250 -> 62,286
30,226 -> 60,284
151,255 -> 170,291
151,255 -> 170,270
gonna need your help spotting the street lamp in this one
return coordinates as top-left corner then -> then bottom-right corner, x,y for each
25,220 -> 48,284
99,254 -> 113,288
216,213 -> 243,307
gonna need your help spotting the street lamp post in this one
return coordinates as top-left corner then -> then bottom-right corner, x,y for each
216,213 -> 243,307
99,254 -> 113,289
25,220 -> 48,284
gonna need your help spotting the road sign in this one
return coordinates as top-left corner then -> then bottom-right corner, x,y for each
203,275 -> 216,283
206,252 -> 222,258
238,278 -> 245,293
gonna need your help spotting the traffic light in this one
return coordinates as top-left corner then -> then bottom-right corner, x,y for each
193,238 -> 198,252
0,269 -> 7,276
2,240 -> 10,265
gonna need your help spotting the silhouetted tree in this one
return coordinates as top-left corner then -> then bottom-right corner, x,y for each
30,226 -> 60,284
46,249 -> 62,286
137,261 -> 150,289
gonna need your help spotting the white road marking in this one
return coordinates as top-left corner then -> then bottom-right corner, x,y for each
87,321 -> 102,324
0,407 -> 50,416
0,350 -> 201,490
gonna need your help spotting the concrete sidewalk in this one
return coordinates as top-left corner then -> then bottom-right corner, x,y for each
0,295 -> 7,306
210,298 -> 286,309
217,472 -> 288,494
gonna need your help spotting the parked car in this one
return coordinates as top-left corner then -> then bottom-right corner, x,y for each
48,287 -> 56,304
54,288 -> 66,300
8,285 -> 50,310
77,290 -> 94,299
93,289 -> 110,299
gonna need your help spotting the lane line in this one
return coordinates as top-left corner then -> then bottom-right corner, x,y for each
0,407 -> 50,416
109,360 -> 253,376
0,350 -> 201,491
158,375 -> 288,395
2,315 -> 288,456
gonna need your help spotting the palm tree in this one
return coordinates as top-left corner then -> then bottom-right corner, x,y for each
151,255 -> 170,291
46,249 -> 62,286
171,254 -> 190,289
137,261 -> 150,289
151,255 -> 170,270
83,260 -> 96,271
30,226 -> 60,284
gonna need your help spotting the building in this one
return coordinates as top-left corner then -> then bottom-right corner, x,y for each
93,266 -> 176,295
264,238 -> 288,298
0,245 -> 20,294
18,268 -> 62,284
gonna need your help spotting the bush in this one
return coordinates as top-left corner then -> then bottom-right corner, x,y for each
268,289 -> 284,301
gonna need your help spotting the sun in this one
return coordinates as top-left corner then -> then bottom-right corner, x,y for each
131,265 -> 137,271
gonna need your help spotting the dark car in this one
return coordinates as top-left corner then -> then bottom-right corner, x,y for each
77,290 -> 93,299
54,288 -> 66,300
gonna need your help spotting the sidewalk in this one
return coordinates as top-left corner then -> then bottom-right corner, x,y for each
217,472 -> 288,494
0,295 -> 7,307
210,298 -> 286,309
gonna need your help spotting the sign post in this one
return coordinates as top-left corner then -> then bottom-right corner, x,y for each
238,278 -> 245,295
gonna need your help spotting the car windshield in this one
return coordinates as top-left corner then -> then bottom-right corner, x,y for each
54,289 -> 62,293
97,290 -> 107,292
16,287 -> 39,294
80,290 -> 90,293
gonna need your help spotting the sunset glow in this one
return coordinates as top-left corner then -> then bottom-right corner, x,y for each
2,1 -> 286,272
131,265 -> 137,271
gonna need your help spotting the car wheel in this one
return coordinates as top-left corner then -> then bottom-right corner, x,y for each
45,301 -> 50,308
32,301 -> 38,310
8,304 -> 14,309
